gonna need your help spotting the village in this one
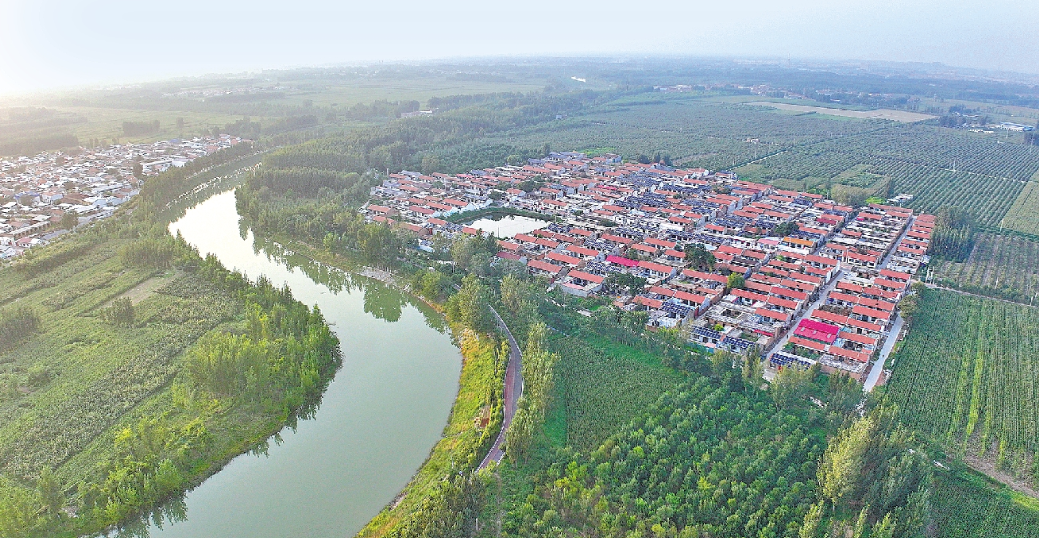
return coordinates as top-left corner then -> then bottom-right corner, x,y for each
362,151 -> 933,385
0,135 -> 246,259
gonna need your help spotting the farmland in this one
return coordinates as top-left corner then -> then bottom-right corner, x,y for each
546,332 -> 683,452
1002,178 -> 1039,236
747,101 -> 936,122
451,93 -> 1039,228
0,67 -> 551,156
737,124 -> 1039,227
886,288 -> 1039,480
929,470 -> 1039,538
464,95 -> 884,172
929,233 -> 1039,304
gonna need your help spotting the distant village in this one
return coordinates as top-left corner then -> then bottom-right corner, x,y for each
363,152 -> 933,384
0,135 -> 245,259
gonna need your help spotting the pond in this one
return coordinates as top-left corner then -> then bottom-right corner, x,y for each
467,214 -> 551,238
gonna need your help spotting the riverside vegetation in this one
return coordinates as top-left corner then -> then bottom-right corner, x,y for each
0,143 -> 341,538
228,83 -> 1039,537
8,65 -> 1039,537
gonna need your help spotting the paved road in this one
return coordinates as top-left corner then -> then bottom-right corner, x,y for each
863,313 -> 903,392
765,215 -> 915,380
479,306 -> 523,469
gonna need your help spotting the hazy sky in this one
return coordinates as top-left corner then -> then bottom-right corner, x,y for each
1,0 -> 1037,95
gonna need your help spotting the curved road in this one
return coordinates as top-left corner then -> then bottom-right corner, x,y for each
479,306 -> 523,469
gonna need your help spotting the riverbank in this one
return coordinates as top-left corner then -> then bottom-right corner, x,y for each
358,328 -> 502,538
266,238 -> 507,538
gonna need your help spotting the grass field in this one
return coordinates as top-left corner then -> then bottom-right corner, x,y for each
929,233 -> 1039,304
886,288 -> 1039,477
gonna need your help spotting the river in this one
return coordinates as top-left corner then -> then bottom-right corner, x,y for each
121,189 -> 462,537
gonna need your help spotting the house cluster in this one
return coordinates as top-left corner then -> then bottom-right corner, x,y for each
773,207 -> 933,379
362,152 -> 930,381
0,135 -> 244,259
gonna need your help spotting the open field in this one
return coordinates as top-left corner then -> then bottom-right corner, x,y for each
929,233 -> 1039,304
886,288 -> 1039,477
747,101 -> 936,122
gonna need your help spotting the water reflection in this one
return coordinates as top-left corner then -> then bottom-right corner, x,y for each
116,190 -> 461,538
245,232 -> 444,329
467,214 -> 550,237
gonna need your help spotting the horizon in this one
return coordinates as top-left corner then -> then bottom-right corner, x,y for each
1,0 -> 1037,96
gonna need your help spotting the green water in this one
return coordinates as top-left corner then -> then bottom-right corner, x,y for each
129,190 -> 462,538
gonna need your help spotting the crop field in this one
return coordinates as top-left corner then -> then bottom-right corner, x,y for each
880,162 -> 1025,227
1002,178 -> 1039,236
822,124 -> 1039,181
886,289 -> 1039,469
736,124 -> 1038,226
546,332 -> 682,453
929,233 -> 1039,304
0,69 -> 551,156
930,470 -> 1039,538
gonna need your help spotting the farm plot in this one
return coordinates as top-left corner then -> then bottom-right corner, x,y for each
929,470 -> 1039,538
546,332 -> 682,453
1002,180 -> 1039,236
747,101 -> 936,122
887,289 -> 1039,470
873,159 -> 1026,227
817,124 -> 1039,182
929,233 -> 1039,304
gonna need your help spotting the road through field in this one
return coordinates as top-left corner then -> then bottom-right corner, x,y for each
480,305 -> 524,469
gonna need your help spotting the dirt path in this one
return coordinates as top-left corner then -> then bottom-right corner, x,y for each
104,270 -> 179,308
964,453 -> 1039,499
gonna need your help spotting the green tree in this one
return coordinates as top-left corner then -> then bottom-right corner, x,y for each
36,468 -> 63,519
770,364 -> 812,409
741,350 -> 763,386
726,273 -> 745,290
101,297 -> 135,327
0,480 -> 39,538
421,154 -> 441,175
446,276 -> 494,333
870,513 -> 896,538
818,414 -> 876,506
852,505 -> 869,538
799,501 -> 825,538
685,244 -> 716,271
60,211 -> 78,230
